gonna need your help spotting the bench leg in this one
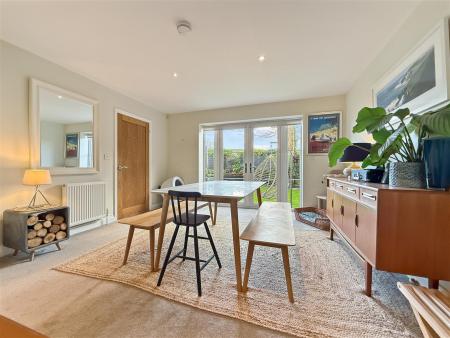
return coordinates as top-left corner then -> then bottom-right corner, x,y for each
243,242 -> 255,292
123,226 -> 135,265
281,246 -> 294,303
149,228 -> 155,271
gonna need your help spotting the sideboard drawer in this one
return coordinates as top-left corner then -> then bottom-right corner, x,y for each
342,183 -> 359,200
360,188 -> 378,208
333,181 -> 345,192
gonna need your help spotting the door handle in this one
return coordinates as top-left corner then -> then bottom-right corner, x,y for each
362,192 -> 376,201
355,214 -> 359,227
340,205 -> 344,215
118,164 -> 128,170
249,162 -> 253,173
244,163 -> 247,173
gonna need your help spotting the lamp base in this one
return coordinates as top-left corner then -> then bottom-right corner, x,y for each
343,162 -> 361,177
28,185 -> 51,208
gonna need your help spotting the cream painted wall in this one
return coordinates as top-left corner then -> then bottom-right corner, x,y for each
0,41 -> 168,256
346,1 -> 450,141
167,95 -> 346,207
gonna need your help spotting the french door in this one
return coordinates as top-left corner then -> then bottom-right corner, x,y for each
201,120 -> 302,208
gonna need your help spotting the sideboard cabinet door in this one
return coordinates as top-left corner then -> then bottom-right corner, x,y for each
333,192 -> 343,228
326,189 -> 334,221
342,197 -> 356,243
355,203 -> 377,265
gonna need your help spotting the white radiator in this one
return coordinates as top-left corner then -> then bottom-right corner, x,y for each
62,182 -> 106,226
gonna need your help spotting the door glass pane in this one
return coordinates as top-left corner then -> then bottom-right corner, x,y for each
223,129 -> 245,181
252,126 -> 278,204
288,124 -> 302,207
203,130 -> 216,181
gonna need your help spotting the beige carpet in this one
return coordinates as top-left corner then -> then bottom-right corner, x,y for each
55,221 -> 420,338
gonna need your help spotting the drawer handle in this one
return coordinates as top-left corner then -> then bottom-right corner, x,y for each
362,192 -> 376,201
336,184 -> 344,189
346,187 -> 357,194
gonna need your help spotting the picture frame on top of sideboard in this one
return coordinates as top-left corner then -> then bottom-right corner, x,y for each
373,18 -> 450,115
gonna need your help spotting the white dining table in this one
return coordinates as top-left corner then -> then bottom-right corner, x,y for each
151,180 -> 266,292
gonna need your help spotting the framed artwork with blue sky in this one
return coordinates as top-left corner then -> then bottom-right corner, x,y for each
307,112 -> 341,155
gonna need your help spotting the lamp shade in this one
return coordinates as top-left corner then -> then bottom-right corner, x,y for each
339,143 -> 371,163
22,169 -> 52,186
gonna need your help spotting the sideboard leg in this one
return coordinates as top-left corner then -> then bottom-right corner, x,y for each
428,278 -> 439,289
30,251 -> 35,262
365,262 -> 372,297
12,249 -> 19,256
329,228 -> 334,241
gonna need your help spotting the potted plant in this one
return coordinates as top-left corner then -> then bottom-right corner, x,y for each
328,103 -> 450,188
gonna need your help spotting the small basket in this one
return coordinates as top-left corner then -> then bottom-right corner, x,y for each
294,207 -> 330,231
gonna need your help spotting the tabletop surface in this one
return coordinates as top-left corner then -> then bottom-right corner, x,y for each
152,180 -> 266,199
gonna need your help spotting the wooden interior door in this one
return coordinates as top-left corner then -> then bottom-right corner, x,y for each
117,113 -> 149,219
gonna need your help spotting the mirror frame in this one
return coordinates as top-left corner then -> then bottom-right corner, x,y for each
29,78 -> 100,175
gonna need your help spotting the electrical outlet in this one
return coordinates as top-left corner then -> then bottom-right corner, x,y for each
104,153 -> 111,160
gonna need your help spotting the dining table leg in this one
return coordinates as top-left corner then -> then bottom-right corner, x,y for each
256,187 -> 262,206
230,199 -> 243,292
155,194 -> 170,271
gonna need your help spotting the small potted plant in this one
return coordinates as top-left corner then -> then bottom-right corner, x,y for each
328,103 -> 450,188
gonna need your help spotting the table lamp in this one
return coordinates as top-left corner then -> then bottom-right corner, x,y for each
340,143 -> 371,177
22,169 -> 52,208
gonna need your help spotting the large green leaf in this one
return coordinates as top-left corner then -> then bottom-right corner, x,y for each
377,125 -> 405,159
416,103 -> 450,136
367,108 -> 411,132
328,138 -> 352,167
372,128 -> 391,144
352,107 -> 386,133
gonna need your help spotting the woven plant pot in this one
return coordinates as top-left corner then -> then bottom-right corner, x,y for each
389,162 -> 425,188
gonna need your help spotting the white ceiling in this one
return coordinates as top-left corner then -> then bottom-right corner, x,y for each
1,1 -> 420,114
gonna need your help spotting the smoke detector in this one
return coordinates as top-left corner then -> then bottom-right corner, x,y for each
176,20 -> 192,35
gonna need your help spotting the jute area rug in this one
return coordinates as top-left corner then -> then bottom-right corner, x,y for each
55,221 -> 420,337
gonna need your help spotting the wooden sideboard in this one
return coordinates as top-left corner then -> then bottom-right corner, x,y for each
326,177 -> 450,296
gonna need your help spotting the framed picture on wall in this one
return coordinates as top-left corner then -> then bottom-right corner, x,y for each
65,133 -> 79,158
307,112 -> 341,155
373,18 -> 450,114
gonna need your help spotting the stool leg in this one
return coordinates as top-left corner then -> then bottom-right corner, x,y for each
193,226 -> 202,296
149,228 -> 155,271
243,242 -> 255,292
157,225 -> 180,287
182,226 -> 190,261
123,226 -> 135,265
204,222 -> 221,268
281,246 -> 294,303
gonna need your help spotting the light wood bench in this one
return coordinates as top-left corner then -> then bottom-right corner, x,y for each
119,201 -> 212,271
398,283 -> 450,338
240,202 -> 296,302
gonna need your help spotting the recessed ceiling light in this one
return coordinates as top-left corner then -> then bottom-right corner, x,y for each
258,55 -> 265,62
57,95 -> 63,99
173,72 -> 178,78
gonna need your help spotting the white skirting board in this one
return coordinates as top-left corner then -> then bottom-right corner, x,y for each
69,215 -> 116,235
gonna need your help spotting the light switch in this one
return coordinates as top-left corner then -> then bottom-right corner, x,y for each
104,153 -> 111,160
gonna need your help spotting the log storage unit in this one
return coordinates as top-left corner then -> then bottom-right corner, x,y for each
3,206 -> 69,261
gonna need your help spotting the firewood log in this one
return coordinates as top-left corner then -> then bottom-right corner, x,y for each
43,220 -> 52,228
26,215 -> 38,226
49,224 -> 60,234
27,230 -> 37,239
28,237 -> 42,248
60,223 -> 67,231
33,222 -> 43,231
55,231 -> 66,240
37,228 -> 47,237
52,216 -> 64,225
45,213 -> 55,221
43,233 -> 55,244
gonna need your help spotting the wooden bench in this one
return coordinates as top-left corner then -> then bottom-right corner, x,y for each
118,201 -> 213,271
240,202 -> 296,302
398,283 -> 450,338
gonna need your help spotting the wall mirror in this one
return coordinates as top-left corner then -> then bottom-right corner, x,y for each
29,79 -> 99,175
